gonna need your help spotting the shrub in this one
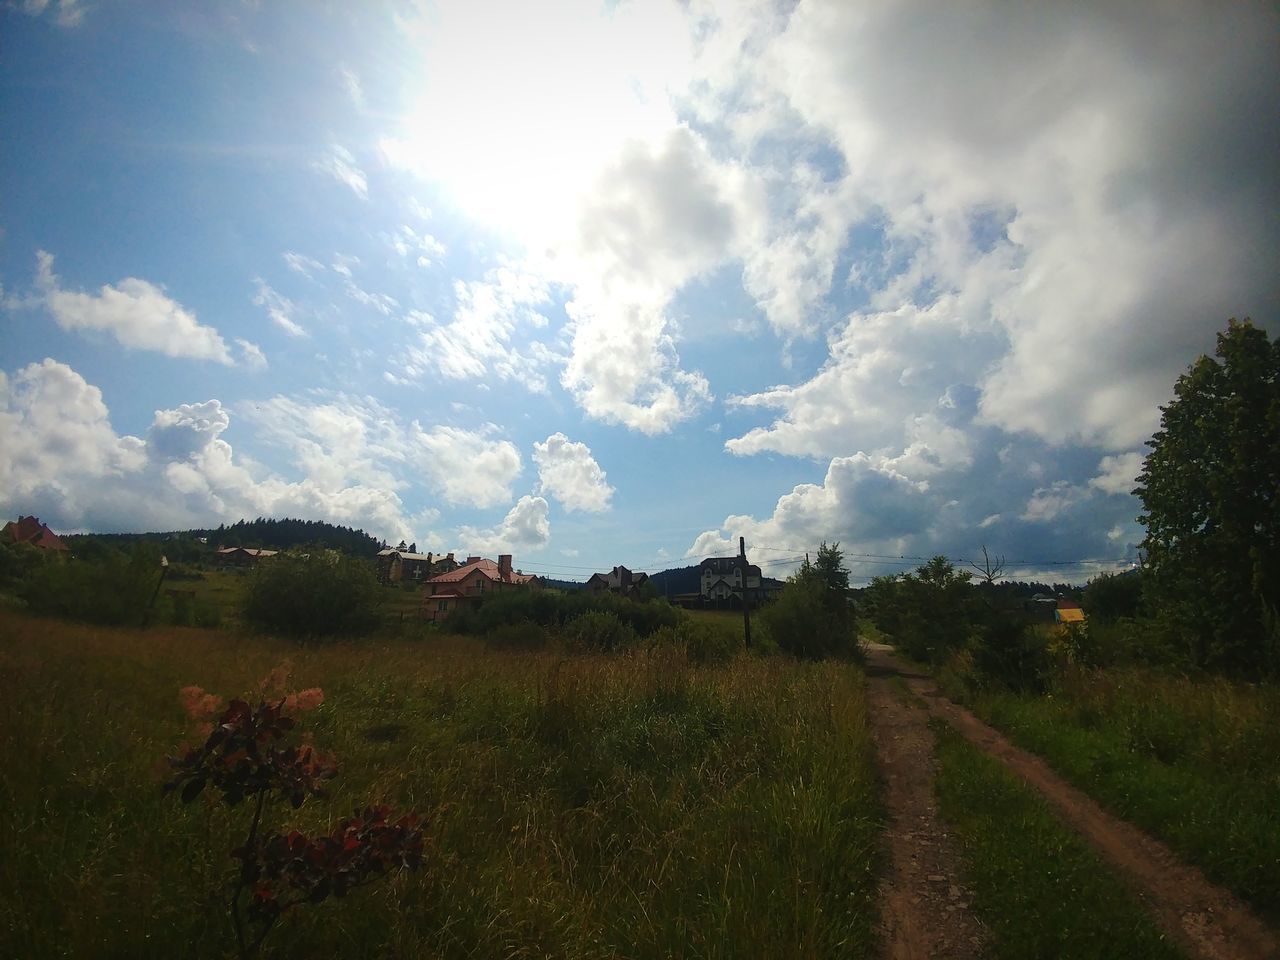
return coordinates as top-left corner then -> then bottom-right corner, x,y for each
164,673 -> 423,959
563,610 -> 637,652
241,550 -> 382,640
20,543 -> 165,627
682,618 -> 740,665
760,573 -> 858,661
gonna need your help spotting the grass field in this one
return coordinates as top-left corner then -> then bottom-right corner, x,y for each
0,610 -> 880,959
932,719 -> 1185,959
950,666 -> 1280,921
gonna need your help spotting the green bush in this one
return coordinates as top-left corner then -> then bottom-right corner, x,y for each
760,574 -> 858,661
681,618 -> 740,665
563,610 -> 637,652
448,588 -> 679,640
240,549 -> 382,640
20,543 -> 165,627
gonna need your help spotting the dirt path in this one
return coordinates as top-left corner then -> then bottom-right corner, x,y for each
865,657 -> 986,959
864,643 -> 1280,960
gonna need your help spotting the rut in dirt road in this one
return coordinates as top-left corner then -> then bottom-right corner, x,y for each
866,664 -> 985,960
864,644 -> 1280,960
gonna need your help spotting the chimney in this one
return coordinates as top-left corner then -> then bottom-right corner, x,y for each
466,556 -> 481,565
498,554 -> 513,580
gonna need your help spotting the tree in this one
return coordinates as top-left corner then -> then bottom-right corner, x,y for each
1136,318 -> 1279,675
812,541 -> 850,592
761,543 -> 857,660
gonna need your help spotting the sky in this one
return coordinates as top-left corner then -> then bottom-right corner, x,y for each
2,0 -> 1277,585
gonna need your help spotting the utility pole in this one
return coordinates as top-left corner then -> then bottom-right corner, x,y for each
739,536 -> 752,650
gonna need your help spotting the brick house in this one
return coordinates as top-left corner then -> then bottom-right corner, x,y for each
2,515 -> 68,552
420,554 -> 538,622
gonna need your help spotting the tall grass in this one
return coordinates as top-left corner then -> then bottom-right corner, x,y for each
0,611 -> 880,959
955,665 -> 1280,920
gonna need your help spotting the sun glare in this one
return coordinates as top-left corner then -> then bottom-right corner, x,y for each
385,0 -> 692,249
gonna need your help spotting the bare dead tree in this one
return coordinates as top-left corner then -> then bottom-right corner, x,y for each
969,545 -> 1005,586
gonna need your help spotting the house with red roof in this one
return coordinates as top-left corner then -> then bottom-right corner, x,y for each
2,515 -> 68,552
420,554 -> 539,622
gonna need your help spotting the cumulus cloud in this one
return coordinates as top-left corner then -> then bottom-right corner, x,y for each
1089,452 -> 1145,496
0,360 -> 417,539
34,251 -> 234,364
532,432 -> 613,513
409,424 -> 522,509
454,495 -> 551,556
312,144 -> 368,199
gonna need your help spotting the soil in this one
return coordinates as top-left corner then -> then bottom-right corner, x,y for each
863,643 -> 1280,960
866,655 -> 986,959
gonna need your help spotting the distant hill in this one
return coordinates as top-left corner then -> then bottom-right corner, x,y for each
61,517 -> 383,558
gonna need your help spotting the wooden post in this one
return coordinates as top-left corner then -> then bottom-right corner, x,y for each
739,536 -> 752,650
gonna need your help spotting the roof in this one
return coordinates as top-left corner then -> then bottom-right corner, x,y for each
377,549 -> 435,561
588,565 -> 648,589
216,547 -> 278,557
699,556 -> 761,578
426,557 -> 536,586
1056,607 -> 1087,623
2,516 -> 68,551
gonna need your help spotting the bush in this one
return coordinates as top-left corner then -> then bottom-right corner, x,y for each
682,618 -> 741,665
20,543 -> 165,626
760,574 -> 858,661
446,588 -> 679,641
241,550 -> 381,640
563,610 -> 637,652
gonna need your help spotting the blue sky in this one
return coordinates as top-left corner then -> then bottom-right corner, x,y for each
3,0 -> 1277,584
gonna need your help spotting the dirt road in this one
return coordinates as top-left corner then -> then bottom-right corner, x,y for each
863,643 -> 1279,960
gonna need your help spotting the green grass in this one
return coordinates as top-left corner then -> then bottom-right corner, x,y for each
932,720 -> 1186,959
954,666 -> 1280,921
0,610 -> 880,959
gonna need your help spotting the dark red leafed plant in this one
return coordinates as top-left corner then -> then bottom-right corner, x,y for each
164,671 -> 424,959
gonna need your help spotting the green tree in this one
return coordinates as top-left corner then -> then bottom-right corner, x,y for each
761,543 -> 857,660
1136,318 -> 1279,675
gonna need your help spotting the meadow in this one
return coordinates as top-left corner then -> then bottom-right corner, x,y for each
0,609 -> 880,959
944,664 -> 1280,921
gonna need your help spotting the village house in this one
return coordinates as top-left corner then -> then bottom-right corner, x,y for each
376,549 -> 457,584
585,565 -> 649,599
215,546 -> 278,568
420,554 -> 539,622
2,515 -> 68,552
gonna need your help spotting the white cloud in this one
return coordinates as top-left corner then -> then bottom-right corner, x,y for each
392,266 -> 555,391
236,339 -> 268,370
532,432 -> 613,513
252,278 -> 307,337
283,251 -> 325,279
339,65 -> 364,108
409,424 -> 522,509
312,145 -> 368,199
455,495 -> 551,556
35,251 -> 234,364
387,225 -> 446,267
1021,481 -> 1090,523
0,361 -> 416,540
20,0 -> 84,28
1089,452 -> 1144,496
